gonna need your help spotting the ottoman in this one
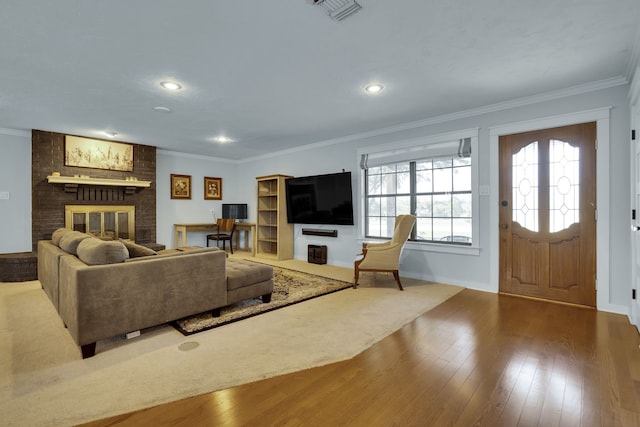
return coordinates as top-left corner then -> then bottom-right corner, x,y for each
225,258 -> 274,307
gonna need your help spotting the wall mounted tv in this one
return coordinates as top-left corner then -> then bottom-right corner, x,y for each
222,203 -> 248,220
285,172 -> 354,225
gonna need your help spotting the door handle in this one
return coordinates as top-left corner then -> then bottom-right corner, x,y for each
500,224 -> 509,229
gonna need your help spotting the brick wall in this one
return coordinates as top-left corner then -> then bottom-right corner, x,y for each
0,252 -> 38,282
31,130 -> 157,251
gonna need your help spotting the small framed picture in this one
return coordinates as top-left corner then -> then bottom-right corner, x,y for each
204,177 -> 222,200
170,174 -> 191,199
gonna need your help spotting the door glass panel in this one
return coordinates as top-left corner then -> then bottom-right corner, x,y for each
104,212 -> 116,239
72,213 -> 86,232
88,212 -> 101,235
549,139 -> 580,232
117,212 -> 129,240
512,141 -> 539,232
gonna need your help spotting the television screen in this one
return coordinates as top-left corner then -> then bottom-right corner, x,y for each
285,172 -> 354,225
222,203 -> 248,220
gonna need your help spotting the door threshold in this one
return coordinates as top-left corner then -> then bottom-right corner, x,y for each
498,292 -> 596,310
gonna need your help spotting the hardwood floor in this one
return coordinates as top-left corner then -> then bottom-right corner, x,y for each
84,289 -> 640,427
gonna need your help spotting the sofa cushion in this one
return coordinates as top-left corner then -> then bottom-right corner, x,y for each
59,231 -> 92,255
77,238 -> 129,265
51,228 -> 72,247
124,247 -> 222,263
119,240 -> 158,258
226,259 -> 274,291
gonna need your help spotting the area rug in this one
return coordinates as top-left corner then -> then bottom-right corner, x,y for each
174,266 -> 353,335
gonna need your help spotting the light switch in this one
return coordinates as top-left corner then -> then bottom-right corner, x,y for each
479,185 -> 490,196
0,191 -> 9,200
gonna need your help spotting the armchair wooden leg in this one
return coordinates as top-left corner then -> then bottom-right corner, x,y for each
353,260 -> 362,289
392,271 -> 404,291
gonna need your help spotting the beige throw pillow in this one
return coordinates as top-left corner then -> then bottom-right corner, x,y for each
77,238 -> 129,265
119,240 -> 158,258
51,228 -> 72,247
59,231 -> 92,255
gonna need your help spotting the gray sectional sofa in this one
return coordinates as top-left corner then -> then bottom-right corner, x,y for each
38,229 -> 274,358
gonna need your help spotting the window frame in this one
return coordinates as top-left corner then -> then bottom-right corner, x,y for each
357,129 -> 480,256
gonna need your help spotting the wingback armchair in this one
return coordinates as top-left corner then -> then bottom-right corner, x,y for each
353,214 -> 417,290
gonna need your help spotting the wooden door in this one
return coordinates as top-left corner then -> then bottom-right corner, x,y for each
499,123 -> 596,306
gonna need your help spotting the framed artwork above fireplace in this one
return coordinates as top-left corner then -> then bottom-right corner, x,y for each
65,135 -> 134,172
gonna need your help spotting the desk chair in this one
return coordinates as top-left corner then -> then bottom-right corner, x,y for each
206,218 -> 236,253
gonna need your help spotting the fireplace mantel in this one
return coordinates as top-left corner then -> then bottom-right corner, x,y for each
47,175 -> 152,194
47,175 -> 151,187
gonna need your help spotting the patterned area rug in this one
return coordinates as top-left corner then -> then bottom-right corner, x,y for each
174,266 -> 353,335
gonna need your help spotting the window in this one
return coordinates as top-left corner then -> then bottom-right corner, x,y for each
360,130 -> 478,248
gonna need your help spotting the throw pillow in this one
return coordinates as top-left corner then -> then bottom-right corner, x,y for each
51,228 -> 72,246
59,231 -> 92,255
119,240 -> 158,258
77,238 -> 129,265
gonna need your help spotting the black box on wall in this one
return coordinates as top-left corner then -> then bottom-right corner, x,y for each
308,245 -> 327,264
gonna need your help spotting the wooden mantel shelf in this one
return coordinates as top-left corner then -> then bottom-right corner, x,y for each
47,175 -> 152,187
47,175 -> 152,194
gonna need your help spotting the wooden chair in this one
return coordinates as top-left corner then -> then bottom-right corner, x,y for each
206,218 -> 236,253
353,214 -> 416,290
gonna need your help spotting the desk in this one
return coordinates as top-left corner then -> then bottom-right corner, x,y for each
173,223 -> 256,255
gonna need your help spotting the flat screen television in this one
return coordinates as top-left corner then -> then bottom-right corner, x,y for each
285,172 -> 354,225
222,203 -> 248,220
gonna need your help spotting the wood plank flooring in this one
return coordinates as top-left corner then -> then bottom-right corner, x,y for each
84,286 -> 640,427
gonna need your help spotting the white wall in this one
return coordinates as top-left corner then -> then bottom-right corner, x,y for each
0,129 -> 32,253
236,84 -> 632,312
155,150 -> 239,248
235,148 -> 361,268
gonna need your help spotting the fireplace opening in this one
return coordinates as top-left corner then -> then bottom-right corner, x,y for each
65,205 -> 135,241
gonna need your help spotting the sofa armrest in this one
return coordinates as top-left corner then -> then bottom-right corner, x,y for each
37,240 -> 74,311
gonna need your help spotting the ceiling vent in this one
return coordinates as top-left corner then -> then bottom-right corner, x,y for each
311,0 -> 362,21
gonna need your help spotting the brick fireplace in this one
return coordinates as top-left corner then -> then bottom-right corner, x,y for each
1,130 -> 158,282
31,130 -> 157,251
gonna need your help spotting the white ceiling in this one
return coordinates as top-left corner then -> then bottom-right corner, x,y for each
1,0 -> 639,160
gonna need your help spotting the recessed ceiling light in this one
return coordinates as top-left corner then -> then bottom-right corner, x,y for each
160,81 -> 182,91
104,131 -> 118,138
365,84 -> 384,93
213,135 -> 234,143
153,106 -> 172,113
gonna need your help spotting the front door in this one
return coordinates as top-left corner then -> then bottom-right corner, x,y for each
499,122 -> 597,307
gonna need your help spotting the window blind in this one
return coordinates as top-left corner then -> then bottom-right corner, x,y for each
360,138 -> 471,169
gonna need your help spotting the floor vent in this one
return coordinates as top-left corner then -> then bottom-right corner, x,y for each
311,0 -> 362,21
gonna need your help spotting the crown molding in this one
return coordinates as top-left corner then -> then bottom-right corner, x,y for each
626,23 -> 640,82
157,148 -> 237,164
240,77 -> 629,163
0,127 -> 30,138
